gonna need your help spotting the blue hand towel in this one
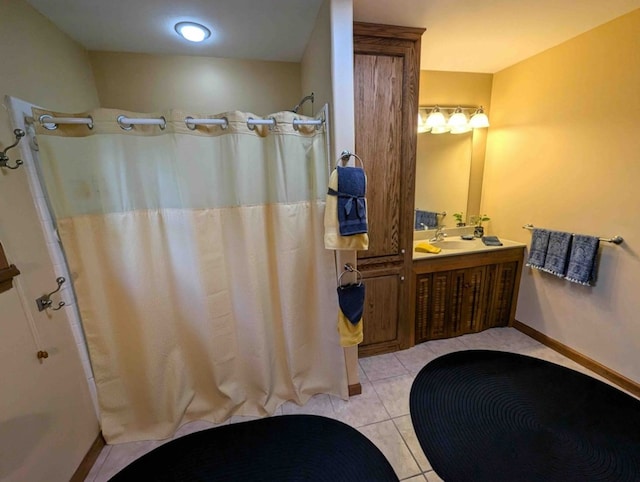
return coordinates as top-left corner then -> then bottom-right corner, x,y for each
415,210 -> 438,230
334,166 -> 367,236
565,235 -> 600,286
526,229 -> 550,270
337,283 -> 365,325
542,231 -> 573,277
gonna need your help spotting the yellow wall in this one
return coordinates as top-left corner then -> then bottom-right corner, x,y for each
483,9 -> 640,382
0,0 -> 100,479
89,51 -> 302,114
419,70 -> 493,219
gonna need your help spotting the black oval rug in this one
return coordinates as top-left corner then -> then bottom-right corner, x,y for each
409,350 -> 640,482
110,414 -> 399,481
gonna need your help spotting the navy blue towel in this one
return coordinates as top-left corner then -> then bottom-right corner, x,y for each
542,231 -> 573,277
565,235 -> 600,286
337,283 -> 365,325
526,229 -> 550,270
415,210 -> 438,230
332,166 -> 367,236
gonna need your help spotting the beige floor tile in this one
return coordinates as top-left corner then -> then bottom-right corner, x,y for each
458,329 -> 505,350
486,326 -> 541,350
424,469 -> 445,482
357,420 -> 421,480
229,415 -> 261,424
393,415 -> 432,472
395,344 -> 439,374
359,352 -> 409,381
421,336 -> 467,357
402,475 -> 427,481
281,393 -> 336,418
372,374 -> 414,418
172,419 -> 228,439
329,381 -> 390,427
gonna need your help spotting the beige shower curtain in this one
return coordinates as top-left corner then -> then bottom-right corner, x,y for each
33,108 -> 346,443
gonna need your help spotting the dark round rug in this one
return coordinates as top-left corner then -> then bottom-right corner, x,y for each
409,350 -> 640,482
110,414 -> 398,481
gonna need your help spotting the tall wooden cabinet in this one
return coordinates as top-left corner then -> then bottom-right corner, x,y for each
353,23 -> 425,357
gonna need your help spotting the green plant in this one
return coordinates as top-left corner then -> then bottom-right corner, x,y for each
453,212 -> 465,226
473,214 -> 490,226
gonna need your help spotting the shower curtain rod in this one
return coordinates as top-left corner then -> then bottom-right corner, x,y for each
38,113 -> 324,131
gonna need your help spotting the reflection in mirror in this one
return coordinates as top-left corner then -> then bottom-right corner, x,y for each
415,131 -> 472,229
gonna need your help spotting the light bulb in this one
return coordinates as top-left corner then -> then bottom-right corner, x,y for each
470,107 -> 490,128
447,107 -> 468,128
426,107 -> 446,128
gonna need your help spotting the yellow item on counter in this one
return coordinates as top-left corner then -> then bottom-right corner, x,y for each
337,310 -> 363,347
415,241 -> 441,254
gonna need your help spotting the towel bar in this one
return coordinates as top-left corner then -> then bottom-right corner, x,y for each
522,224 -> 623,245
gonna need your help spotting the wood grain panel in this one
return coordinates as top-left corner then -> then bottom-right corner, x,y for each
411,248 -> 525,344
361,273 -> 399,346
354,53 -> 403,259
353,23 -> 424,357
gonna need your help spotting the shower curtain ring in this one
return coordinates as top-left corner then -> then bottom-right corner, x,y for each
117,115 -> 133,131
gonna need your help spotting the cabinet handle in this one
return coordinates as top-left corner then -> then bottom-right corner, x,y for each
401,249 -> 405,254
400,276 -> 405,282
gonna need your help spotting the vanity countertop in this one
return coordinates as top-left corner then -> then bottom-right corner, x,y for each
413,236 -> 526,260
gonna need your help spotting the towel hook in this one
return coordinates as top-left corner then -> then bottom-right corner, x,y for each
338,263 -> 363,287
0,129 -> 26,170
35,276 -> 66,312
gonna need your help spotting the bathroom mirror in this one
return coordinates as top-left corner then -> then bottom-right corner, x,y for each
414,131 -> 472,229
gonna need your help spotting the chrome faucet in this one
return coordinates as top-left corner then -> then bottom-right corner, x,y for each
430,225 -> 447,243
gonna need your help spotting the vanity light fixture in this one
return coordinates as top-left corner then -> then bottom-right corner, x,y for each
175,22 -> 211,43
469,106 -> 490,128
418,105 -> 490,134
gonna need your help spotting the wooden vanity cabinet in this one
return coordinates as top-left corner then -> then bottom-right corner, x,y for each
412,247 -> 525,344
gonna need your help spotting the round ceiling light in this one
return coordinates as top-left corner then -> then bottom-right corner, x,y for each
175,22 -> 211,43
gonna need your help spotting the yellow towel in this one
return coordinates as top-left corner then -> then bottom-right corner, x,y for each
415,241 -> 441,254
337,310 -> 363,347
324,169 -> 369,250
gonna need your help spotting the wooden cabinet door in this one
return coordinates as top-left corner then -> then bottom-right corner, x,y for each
359,271 -> 402,357
415,271 -> 449,342
415,266 -> 487,342
483,261 -> 519,329
354,53 -> 404,261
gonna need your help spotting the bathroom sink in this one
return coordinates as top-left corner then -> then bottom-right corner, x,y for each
430,239 -> 479,250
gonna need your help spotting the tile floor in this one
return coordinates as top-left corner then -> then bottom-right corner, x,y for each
85,327 -> 614,481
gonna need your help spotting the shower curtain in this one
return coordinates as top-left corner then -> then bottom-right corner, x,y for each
33,107 -> 346,443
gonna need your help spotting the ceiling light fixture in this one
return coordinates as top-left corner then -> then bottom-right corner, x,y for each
175,22 -> 211,43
